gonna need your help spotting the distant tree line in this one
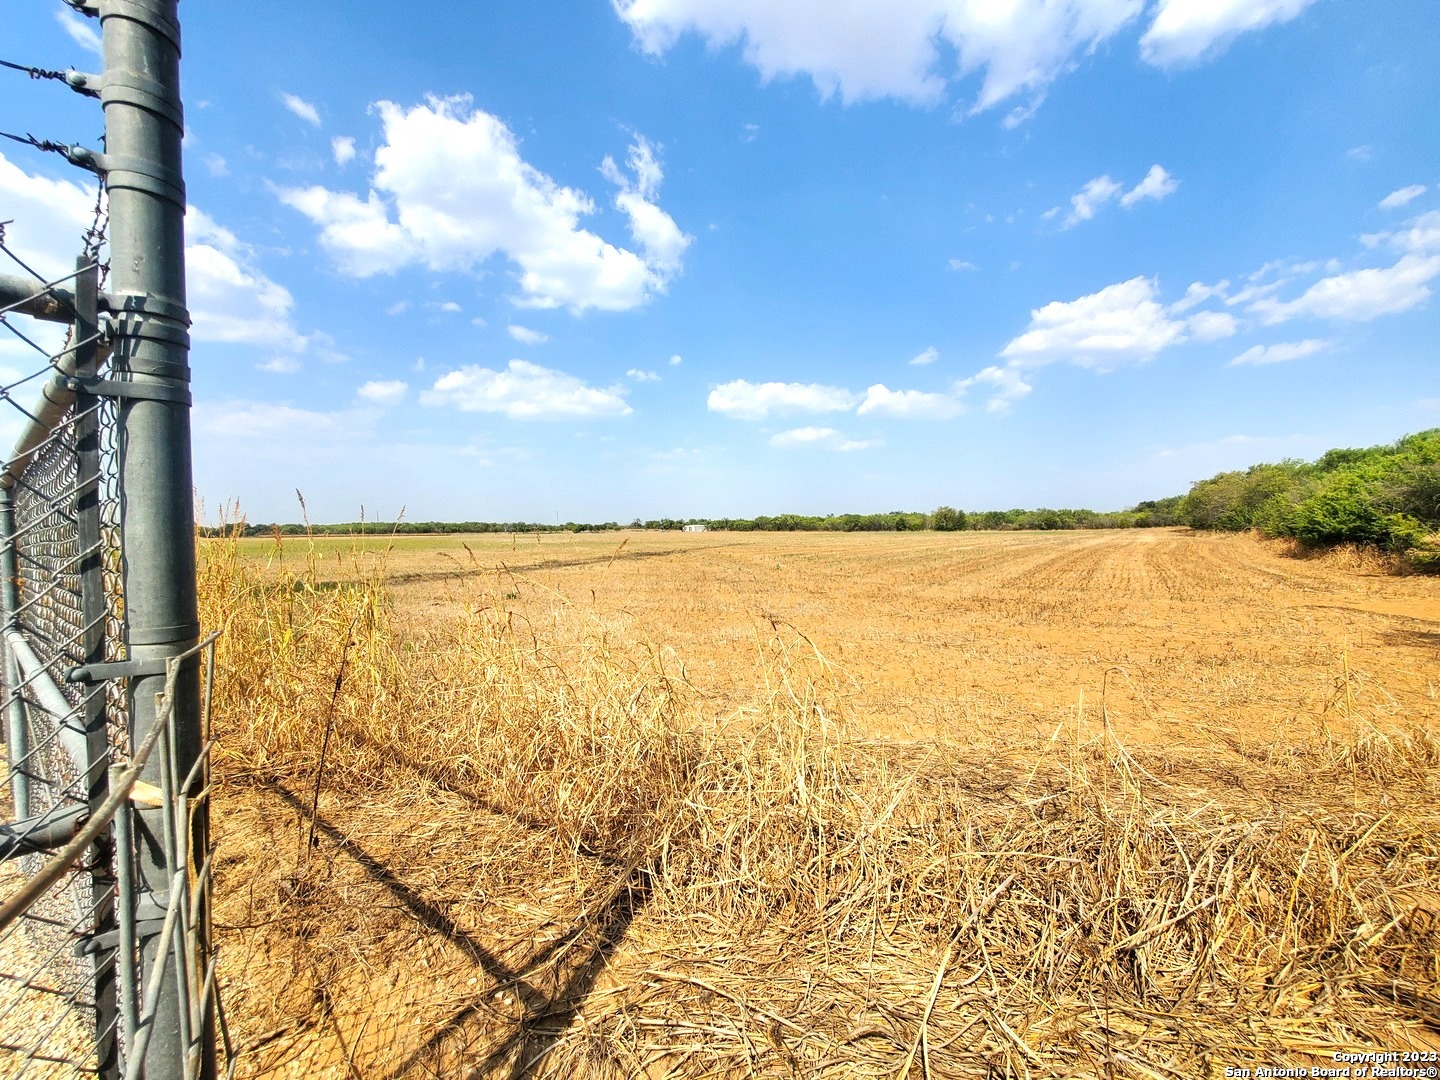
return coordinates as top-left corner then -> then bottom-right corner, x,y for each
203,520 -> 622,538
636,512 -> 930,532
199,429 -> 1438,566
207,504 -> 1181,539
635,503 -> 1185,532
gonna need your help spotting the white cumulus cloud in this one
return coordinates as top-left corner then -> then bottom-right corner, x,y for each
278,96 -> 687,313
770,427 -> 879,451
857,384 -> 965,420
1186,310 -> 1239,341
185,207 -> 307,351
615,0 -> 1144,116
1379,184 -> 1426,210
331,136 -> 357,166
0,153 -> 316,365
1248,255 -> 1440,324
909,346 -> 939,366
617,0 -> 1311,119
1062,175 -> 1123,228
1000,276 -> 1189,369
1140,0 -> 1319,67
627,368 -> 661,382
1120,164 -> 1179,207
1363,210 -> 1440,259
357,379 -> 408,406
601,135 -> 693,274
1394,210 -> 1440,256
0,152 -> 99,285
282,93 -> 322,127
259,357 -> 301,375
956,365 -> 1033,414
1229,339 -> 1331,366
669,354 -> 683,365
770,426 -> 837,447
1057,166 -> 1176,228
507,324 -> 549,345
276,186 -> 413,277
1169,279 -> 1230,313
56,9 -> 101,55
422,360 -> 631,419
706,379 -> 858,420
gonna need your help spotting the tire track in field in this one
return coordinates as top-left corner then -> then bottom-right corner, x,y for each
1178,533 -> 1371,597
945,533 -> 1112,594
1034,534 -> 1156,598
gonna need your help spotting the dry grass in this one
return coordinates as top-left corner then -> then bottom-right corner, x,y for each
232,528 -> 1440,746
1269,537 -> 1410,575
201,530 -> 1440,1078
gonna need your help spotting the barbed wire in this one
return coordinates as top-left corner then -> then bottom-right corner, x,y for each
83,185 -> 109,285
0,59 -> 71,84
0,160 -> 109,360
0,130 -> 69,157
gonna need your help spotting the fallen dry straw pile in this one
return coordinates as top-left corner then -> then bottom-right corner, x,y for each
200,536 -> 1440,1077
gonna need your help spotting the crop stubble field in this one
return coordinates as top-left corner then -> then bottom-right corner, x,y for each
188,529 -> 1440,1076
252,526 -> 1439,746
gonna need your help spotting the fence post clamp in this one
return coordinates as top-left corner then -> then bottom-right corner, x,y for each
74,918 -> 164,958
63,376 -> 191,406
67,657 -> 173,683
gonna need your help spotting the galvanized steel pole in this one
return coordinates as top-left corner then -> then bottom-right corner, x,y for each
92,0 -> 209,1074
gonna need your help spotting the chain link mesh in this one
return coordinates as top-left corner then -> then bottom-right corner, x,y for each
97,396 -> 128,761
0,195 -> 121,1074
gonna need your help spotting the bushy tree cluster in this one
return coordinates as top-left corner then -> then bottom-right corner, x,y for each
1177,429 -> 1439,559
935,502 -> 1185,531
664,511 -> 930,532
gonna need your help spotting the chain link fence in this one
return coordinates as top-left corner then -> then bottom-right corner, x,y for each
0,182 -> 117,1068
0,187 -> 226,1078
4,3 -> 222,1074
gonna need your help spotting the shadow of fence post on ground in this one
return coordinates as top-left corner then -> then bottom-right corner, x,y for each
249,782 -> 654,1079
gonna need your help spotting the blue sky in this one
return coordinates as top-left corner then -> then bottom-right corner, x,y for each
4,0 -> 1438,523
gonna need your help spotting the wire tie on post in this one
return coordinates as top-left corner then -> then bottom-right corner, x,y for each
0,132 -> 102,175
0,60 -> 97,97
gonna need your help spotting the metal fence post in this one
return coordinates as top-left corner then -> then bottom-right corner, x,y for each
0,488 -> 28,821
96,1 -> 209,1075
72,256 -> 122,1079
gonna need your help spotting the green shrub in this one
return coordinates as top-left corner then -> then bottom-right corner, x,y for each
1181,429 -> 1440,555
931,506 -> 966,531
